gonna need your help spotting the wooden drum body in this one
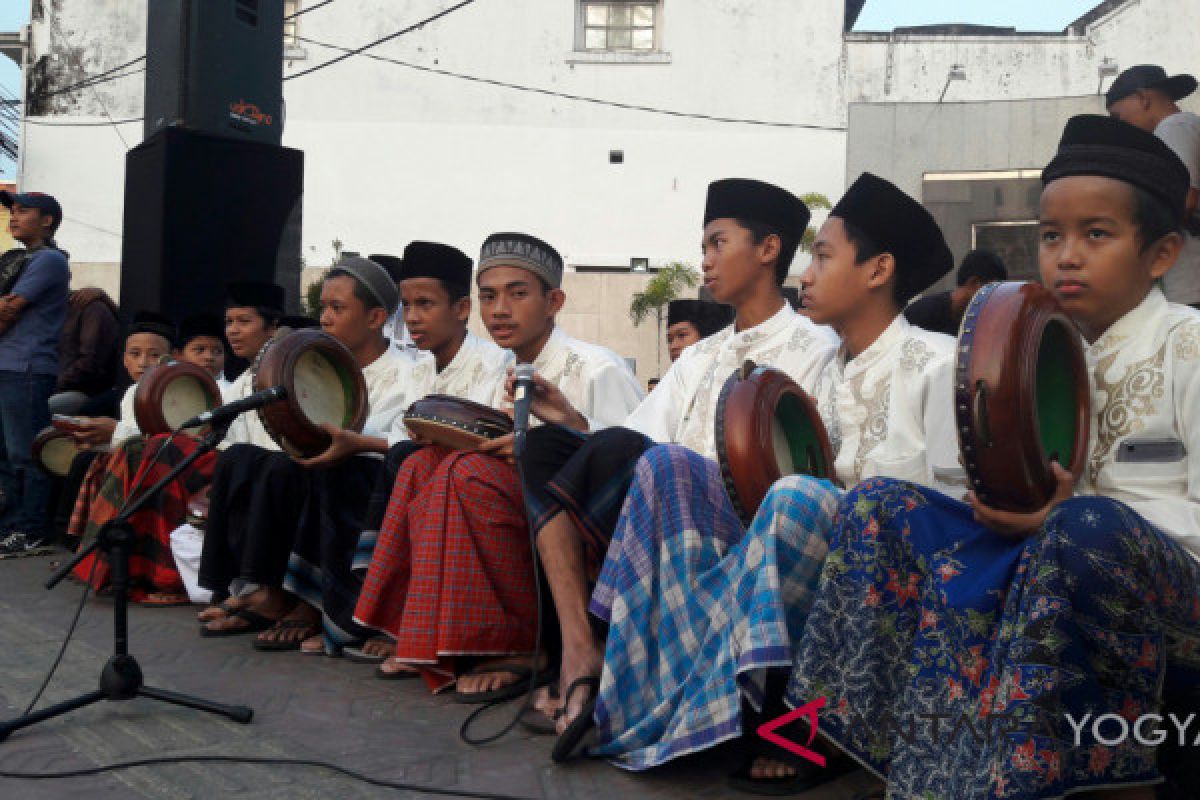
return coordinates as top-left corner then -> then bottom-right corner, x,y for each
253,329 -> 368,458
955,281 -> 1090,512
403,395 -> 513,450
134,361 -> 223,436
33,427 -> 81,477
715,361 -> 835,525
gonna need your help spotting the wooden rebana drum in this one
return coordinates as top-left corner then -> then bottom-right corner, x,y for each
33,427 -> 80,477
403,395 -> 513,450
715,361 -> 835,525
134,360 -> 223,436
955,281 -> 1090,512
253,329 -> 368,458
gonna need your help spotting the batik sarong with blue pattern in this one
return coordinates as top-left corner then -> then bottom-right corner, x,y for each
788,478 -> 1200,799
589,444 -> 841,770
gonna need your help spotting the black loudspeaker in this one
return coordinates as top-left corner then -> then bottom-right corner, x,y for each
145,0 -> 284,145
119,127 -> 303,323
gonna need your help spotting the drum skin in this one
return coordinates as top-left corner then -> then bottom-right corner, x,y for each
134,361 -> 223,436
955,281 -> 1090,513
403,395 -> 513,450
33,427 -> 80,477
253,329 -> 368,458
715,361 -> 835,525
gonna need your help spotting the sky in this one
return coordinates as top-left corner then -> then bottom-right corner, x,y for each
854,0 -> 1102,32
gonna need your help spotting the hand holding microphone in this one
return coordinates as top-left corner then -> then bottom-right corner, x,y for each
503,366 -> 589,434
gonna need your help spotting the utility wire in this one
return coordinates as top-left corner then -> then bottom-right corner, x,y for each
284,0 -> 481,82
46,15 -> 131,149
298,36 -> 847,131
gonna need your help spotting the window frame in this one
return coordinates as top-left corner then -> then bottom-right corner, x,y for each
575,1 -> 662,54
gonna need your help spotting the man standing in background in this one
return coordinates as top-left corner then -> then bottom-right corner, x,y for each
1108,65 -> 1200,308
903,249 -> 1007,336
0,190 -> 70,556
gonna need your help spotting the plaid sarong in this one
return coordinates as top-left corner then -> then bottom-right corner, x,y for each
353,447 -> 537,691
590,444 -> 840,770
71,434 -> 216,601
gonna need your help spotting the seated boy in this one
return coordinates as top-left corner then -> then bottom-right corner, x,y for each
788,116 -> 1200,800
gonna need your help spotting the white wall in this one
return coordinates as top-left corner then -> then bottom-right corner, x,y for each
18,0 -> 849,276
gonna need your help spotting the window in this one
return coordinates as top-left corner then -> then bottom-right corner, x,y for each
283,0 -> 300,47
580,2 -> 658,52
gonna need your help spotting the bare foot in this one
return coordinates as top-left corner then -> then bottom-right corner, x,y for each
197,588 -> 264,622
531,684 -> 559,718
202,588 -> 293,634
253,602 -> 320,648
749,756 -> 796,780
300,633 -> 325,654
455,654 -> 545,698
360,637 -> 394,658
377,656 -> 420,677
555,637 -> 602,735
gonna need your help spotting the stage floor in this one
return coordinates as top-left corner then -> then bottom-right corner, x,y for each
0,550 -> 875,799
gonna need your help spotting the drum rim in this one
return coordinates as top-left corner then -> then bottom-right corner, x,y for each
253,329 -> 369,458
955,281 -> 1090,512
403,395 -> 514,442
33,426 -> 78,477
133,360 -> 223,436
716,362 -> 834,525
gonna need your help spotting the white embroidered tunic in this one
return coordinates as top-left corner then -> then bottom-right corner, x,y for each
1076,288 -> 1200,559
624,303 -> 839,461
110,383 -> 141,446
813,315 -> 959,492
491,326 -> 645,431
392,331 -> 513,443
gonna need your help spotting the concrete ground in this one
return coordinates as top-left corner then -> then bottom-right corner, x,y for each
0,550 -> 879,800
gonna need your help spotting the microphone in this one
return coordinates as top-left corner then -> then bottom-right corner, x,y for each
178,385 -> 287,431
512,363 -> 536,439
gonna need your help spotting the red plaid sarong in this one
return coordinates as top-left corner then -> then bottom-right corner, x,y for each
71,434 -> 217,601
353,447 -> 537,691
67,451 -> 116,545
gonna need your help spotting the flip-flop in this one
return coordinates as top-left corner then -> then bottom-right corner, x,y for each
518,685 -> 562,736
199,608 -> 276,638
451,663 -> 555,705
726,753 -> 856,796
551,675 -> 600,763
344,640 -> 393,665
375,658 -> 421,681
139,593 -> 191,608
253,618 -> 321,651
197,597 -> 247,622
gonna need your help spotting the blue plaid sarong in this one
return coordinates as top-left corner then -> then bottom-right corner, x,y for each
589,444 -> 840,770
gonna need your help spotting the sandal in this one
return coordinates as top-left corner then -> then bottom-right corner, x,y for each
139,592 -> 191,608
254,618 -> 321,651
344,637 -> 394,665
551,675 -> 600,763
518,684 -> 562,736
374,657 -> 420,681
451,662 -> 555,705
199,608 -> 276,638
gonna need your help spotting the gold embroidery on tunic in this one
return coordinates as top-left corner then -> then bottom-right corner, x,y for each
899,339 -> 934,372
1088,342 -> 1167,484
847,372 -> 892,477
1175,321 -> 1200,362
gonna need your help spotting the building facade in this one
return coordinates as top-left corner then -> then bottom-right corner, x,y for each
4,0 -> 1199,378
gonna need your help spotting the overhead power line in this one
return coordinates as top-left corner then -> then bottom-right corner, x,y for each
297,36 -> 847,131
284,0 -> 481,82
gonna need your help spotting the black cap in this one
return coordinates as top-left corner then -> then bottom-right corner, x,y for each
1042,115 -> 1190,225
667,299 -> 734,336
831,173 -> 954,303
1105,65 -> 1197,107
704,178 -> 811,240
129,310 -> 176,345
399,241 -> 473,287
368,254 -> 404,281
178,313 -> 225,346
225,281 -> 285,312
0,190 -> 63,228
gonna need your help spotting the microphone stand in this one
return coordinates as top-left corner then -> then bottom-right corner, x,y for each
0,421 -> 253,742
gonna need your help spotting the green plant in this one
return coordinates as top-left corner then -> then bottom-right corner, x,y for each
304,277 -> 324,318
799,192 -> 832,253
629,261 -> 700,373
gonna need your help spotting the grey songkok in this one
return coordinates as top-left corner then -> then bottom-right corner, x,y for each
334,256 -> 399,315
477,232 -> 564,289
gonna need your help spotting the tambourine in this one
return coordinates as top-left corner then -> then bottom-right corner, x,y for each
955,281 -> 1090,512
253,328 -> 368,458
32,427 -> 81,477
715,361 -> 835,525
403,395 -> 513,450
134,360 -> 223,436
